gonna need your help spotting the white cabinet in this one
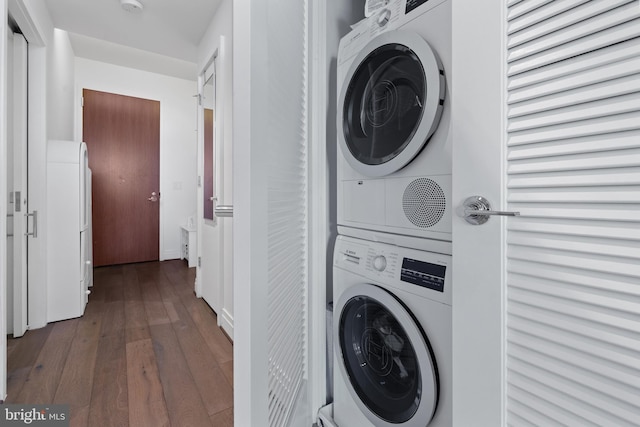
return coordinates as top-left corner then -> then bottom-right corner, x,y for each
181,225 -> 197,268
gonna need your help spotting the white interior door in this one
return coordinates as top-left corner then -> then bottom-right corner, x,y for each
233,0 -> 310,425
451,0 -> 505,425
198,57 -> 222,316
6,28 -> 28,338
453,1 -> 640,426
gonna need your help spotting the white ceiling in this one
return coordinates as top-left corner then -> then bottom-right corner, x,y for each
43,0 -> 223,80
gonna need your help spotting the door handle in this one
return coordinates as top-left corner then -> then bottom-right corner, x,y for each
25,210 -> 37,237
458,196 -> 519,225
147,191 -> 159,202
211,197 -> 233,218
214,205 -> 234,218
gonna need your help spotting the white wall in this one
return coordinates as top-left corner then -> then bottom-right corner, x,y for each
48,29 -> 75,140
196,0 -> 234,337
75,58 -> 198,261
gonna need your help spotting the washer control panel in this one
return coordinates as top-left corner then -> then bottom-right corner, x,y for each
334,235 -> 451,301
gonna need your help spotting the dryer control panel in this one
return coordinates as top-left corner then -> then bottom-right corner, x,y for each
334,235 -> 451,303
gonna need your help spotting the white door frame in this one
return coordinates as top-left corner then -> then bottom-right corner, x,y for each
451,1 -> 506,425
9,29 -> 28,338
1,0 -> 9,402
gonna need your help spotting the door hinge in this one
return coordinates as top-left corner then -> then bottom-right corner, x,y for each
198,256 -> 202,268
81,96 -> 84,107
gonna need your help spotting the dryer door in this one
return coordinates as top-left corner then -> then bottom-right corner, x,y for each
339,30 -> 445,178
335,283 -> 438,427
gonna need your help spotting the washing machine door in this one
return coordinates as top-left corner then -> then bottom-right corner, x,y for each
336,283 -> 438,426
338,30 -> 445,178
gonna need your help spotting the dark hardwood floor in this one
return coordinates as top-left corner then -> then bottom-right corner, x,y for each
5,260 -> 233,427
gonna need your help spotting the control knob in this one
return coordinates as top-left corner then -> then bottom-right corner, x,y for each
373,255 -> 387,272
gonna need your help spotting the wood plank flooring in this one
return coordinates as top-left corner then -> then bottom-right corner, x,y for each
5,260 -> 233,427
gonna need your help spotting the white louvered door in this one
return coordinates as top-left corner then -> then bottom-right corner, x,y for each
505,1 -> 640,425
453,1 -> 640,425
265,0 -> 309,425
233,0 -> 310,426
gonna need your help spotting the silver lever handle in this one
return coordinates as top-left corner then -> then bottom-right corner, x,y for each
214,205 -> 234,218
459,196 -> 519,225
25,210 -> 37,237
148,191 -> 159,202
211,197 -> 233,218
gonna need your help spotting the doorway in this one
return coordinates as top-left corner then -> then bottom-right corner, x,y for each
82,89 -> 161,267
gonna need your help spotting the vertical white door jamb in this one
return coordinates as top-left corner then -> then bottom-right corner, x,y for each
1,0 -> 9,402
308,0 -> 329,420
451,0 -> 506,426
11,31 -> 28,338
233,0 -> 270,425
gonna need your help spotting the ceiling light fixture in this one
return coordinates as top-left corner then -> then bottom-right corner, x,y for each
121,0 -> 144,13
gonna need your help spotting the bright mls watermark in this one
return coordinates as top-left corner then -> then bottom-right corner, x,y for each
1,405 -> 69,426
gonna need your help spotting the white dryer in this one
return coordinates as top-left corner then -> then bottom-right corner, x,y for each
333,235 -> 451,427
337,0 -> 452,253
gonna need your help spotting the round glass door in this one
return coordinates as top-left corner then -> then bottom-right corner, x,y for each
336,284 -> 438,426
338,31 -> 445,178
343,43 -> 425,166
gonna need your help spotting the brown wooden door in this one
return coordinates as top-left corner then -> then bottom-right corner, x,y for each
83,89 -> 160,266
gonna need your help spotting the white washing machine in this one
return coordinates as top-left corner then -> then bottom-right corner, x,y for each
337,0 -> 452,254
333,235 -> 451,427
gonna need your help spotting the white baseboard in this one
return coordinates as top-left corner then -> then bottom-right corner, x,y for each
161,249 -> 181,261
220,308 -> 234,340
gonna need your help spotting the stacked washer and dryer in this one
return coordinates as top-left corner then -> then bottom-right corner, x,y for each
332,1 -> 452,426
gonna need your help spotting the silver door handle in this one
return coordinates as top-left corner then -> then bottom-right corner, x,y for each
211,197 -> 233,217
148,191 -> 159,202
25,210 -> 37,237
459,196 -> 519,225
214,205 -> 234,218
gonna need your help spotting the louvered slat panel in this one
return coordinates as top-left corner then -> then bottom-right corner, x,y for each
508,187 -> 640,203
508,111 -> 640,146
508,259 -> 640,298
507,219 -> 640,241
506,1 -> 640,424
508,372 -> 616,427
507,0 -> 633,49
508,36 -> 640,91
509,130 -> 640,160
509,314 -> 640,376
509,55 -> 640,106
508,92 -> 640,131
266,0 -> 308,426
509,346 -> 640,421
509,170 -> 640,188
509,150 -> 640,173
507,0 -> 555,21
508,231 -> 640,260
507,0 -> 590,35
507,18 -> 640,76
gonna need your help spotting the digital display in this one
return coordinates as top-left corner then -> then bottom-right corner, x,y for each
401,257 -> 446,292
406,0 -> 431,14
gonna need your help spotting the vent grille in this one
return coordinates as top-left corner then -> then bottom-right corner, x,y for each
402,178 -> 446,228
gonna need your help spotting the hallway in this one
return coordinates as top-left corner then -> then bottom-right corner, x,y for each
5,260 -> 233,426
